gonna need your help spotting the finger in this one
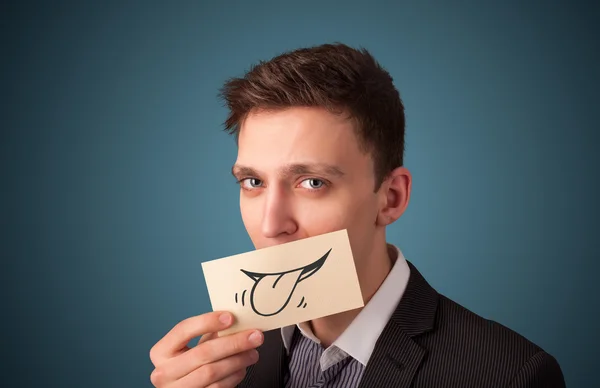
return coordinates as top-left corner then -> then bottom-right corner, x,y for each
206,370 -> 247,388
150,312 -> 234,366
160,329 -> 263,382
196,330 -> 263,364
173,351 -> 256,388
198,332 -> 217,345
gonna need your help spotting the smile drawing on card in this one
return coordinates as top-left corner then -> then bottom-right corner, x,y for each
201,229 -> 364,335
236,248 -> 331,316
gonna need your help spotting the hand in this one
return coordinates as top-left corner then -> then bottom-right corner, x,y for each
149,311 -> 263,387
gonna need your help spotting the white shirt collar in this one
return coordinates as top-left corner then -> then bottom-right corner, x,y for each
281,243 -> 411,367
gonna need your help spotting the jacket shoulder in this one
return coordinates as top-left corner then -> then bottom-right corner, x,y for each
436,294 -> 543,354
412,294 -> 562,386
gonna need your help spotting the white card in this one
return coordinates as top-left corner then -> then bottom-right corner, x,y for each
201,229 -> 364,335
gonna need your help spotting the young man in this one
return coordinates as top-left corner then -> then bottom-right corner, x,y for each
150,43 -> 566,387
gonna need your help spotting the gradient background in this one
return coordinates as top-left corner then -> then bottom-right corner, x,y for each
2,1 -> 598,387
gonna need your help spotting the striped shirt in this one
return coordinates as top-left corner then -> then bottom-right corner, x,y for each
281,244 -> 411,388
284,326 -> 365,387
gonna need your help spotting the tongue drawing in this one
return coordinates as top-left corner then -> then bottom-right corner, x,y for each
240,248 -> 332,317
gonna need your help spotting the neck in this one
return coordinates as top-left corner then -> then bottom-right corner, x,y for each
309,232 -> 392,347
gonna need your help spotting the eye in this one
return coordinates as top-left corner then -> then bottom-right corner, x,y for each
299,178 -> 325,190
240,178 -> 263,189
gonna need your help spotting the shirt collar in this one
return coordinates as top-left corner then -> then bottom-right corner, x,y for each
281,243 -> 411,366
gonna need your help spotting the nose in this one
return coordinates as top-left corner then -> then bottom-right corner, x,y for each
261,186 -> 298,239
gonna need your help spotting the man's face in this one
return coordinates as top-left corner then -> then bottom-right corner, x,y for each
232,107 -> 383,271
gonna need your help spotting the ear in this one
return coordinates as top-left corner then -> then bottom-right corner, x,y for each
376,166 -> 412,226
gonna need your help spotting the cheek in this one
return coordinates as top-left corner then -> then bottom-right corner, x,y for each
325,194 -> 379,262
299,192 -> 378,236
298,199 -> 348,233
240,197 -> 262,235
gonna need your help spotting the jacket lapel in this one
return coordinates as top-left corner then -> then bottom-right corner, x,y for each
358,260 -> 439,388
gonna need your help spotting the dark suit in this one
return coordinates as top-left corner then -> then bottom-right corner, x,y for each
238,261 -> 566,387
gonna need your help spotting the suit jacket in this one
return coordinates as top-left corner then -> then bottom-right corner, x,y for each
238,260 -> 566,388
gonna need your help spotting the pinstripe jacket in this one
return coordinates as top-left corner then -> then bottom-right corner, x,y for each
238,260 -> 566,388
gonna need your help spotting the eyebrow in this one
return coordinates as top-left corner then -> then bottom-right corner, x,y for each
231,163 -> 345,179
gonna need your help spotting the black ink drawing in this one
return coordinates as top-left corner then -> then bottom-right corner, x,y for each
234,290 -> 247,306
235,248 -> 331,316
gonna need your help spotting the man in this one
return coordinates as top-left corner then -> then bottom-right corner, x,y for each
150,43 -> 566,387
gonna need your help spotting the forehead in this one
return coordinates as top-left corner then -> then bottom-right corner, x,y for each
236,107 -> 365,167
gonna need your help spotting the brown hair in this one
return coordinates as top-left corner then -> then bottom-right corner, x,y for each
219,43 -> 405,190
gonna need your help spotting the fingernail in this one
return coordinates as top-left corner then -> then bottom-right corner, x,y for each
248,331 -> 263,345
219,313 -> 232,325
249,349 -> 259,362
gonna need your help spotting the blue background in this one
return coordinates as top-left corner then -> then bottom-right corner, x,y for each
2,1 -> 598,387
